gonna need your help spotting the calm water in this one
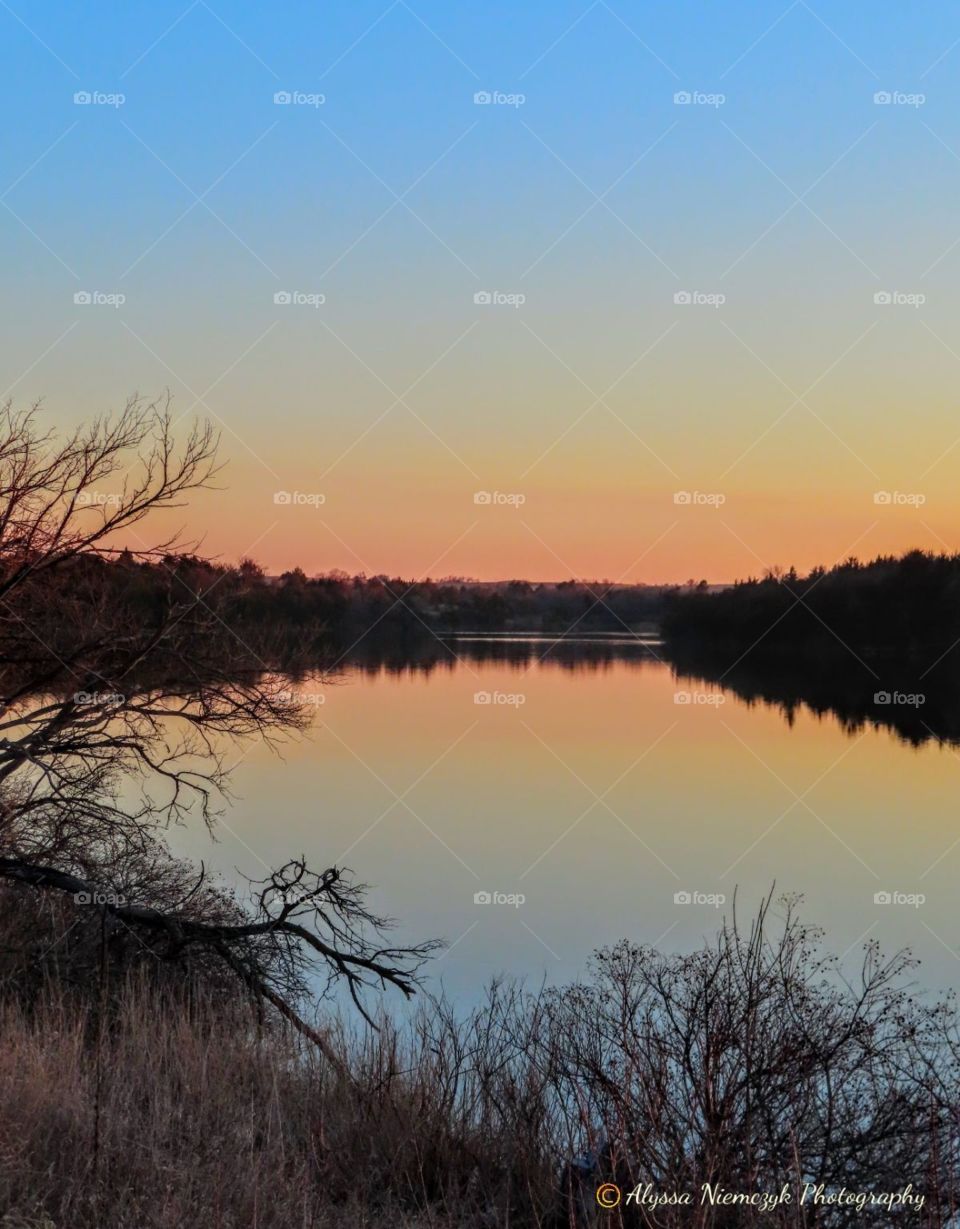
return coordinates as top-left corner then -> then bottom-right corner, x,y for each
171,638 -> 960,1002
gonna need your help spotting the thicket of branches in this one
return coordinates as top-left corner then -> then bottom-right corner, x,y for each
0,397 -> 437,1048
0,894 -> 956,1228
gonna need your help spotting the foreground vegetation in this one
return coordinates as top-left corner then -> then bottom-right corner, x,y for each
0,891 -> 957,1228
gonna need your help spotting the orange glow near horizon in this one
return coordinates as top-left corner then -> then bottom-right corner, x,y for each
152,453 -> 957,586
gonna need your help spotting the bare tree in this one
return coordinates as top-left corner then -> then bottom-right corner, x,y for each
0,398 -> 437,1043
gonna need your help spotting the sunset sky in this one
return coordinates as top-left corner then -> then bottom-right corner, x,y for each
4,1 -> 960,581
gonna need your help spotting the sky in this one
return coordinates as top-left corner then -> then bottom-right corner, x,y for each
4,1 -> 960,582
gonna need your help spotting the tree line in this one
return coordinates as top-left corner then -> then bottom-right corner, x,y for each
91,553 -> 679,647
662,550 -> 960,658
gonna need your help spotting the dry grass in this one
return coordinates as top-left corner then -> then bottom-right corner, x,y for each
0,982 -> 556,1229
0,897 -> 957,1228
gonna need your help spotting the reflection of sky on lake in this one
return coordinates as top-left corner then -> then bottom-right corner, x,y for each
168,647 -> 960,1008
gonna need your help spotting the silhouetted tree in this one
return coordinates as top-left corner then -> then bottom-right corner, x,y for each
0,398 -> 437,1045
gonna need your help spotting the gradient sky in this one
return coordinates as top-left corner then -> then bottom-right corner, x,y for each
4,1 -> 960,581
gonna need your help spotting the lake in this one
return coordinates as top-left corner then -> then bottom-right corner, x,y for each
171,635 -> 960,1003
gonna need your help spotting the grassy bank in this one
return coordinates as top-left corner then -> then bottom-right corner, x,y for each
0,982 -> 557,1229
0,896 -> 957,1228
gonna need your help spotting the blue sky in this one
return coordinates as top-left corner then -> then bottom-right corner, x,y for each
3,2 -> 960,580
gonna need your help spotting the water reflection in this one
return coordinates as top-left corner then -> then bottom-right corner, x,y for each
345,632 -> 663,677
168,634 -> 960,1002
666,643 -> 958,748
342,633 -> 960,746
